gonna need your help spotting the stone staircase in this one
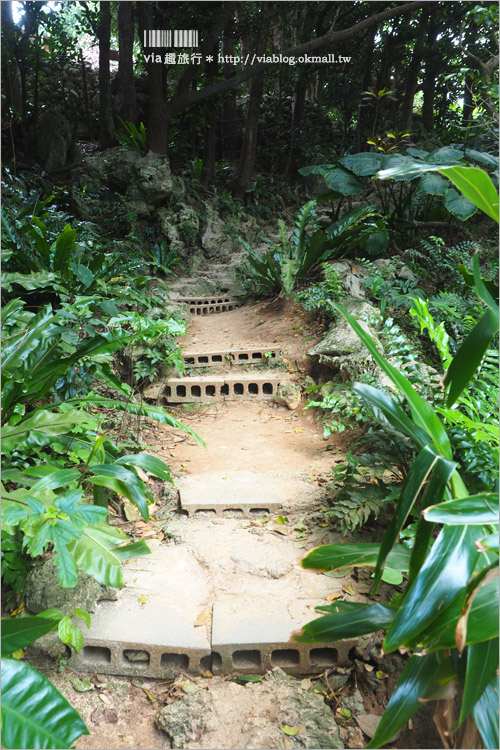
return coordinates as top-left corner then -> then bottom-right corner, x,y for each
68,294 -> 355,681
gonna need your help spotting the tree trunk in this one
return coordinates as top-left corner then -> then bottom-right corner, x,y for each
137,2 -> 167,154
117,1 -> 137,123
421,18 -> 440,133
201,52 -> 218,188
286,77 -> 307,183
400,7 -> 429,131
462,75 -> 474,127
356,25 -> 376,151
231,27 -> 266,200
220,34 -> 241,161
98,1 -> 114,146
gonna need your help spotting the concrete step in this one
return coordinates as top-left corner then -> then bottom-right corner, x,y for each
170,296 -> 243,315
144,373 -> 288,404
183,346 -> 282,369
68,524 -> 356,680
177,471 -> 310,517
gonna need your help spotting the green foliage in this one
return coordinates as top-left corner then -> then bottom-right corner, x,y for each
294,262 -> 346,313
239,201 -> 386,298
1,611 -> 89,749
116,117 -> 147,153
296,289 -> 499,747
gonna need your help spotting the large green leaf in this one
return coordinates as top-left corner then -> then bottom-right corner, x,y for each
1,409 -> 91,454
51,225 -> 77,273
69,522 -> 150,587
340,153 -> 385,176
444,188 -> 477,220
420,578 -> 499,651
384,525 -> 481,652
439,166 -> 499,223
423,493 -> 499,525
1,616 -> 60,656
1,657 -> 89,749
366,652 -> 441,749
1,271 -> 59,292
29,469 -> 81,493
443,308 -> 499,406
460,638 -> 499,724
415,172 -> 448,195
294,601 -> 396,643
350,383 -> 430,449
114,453 -> 173,482
473,674 -> 500,750
332,303 -> 451,457
88,464 -> 150,520
372,445 -> 446,591
280,258 -> 300,298
302,542 -> 412,572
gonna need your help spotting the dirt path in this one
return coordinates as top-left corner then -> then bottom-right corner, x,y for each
45,295 -> 438,749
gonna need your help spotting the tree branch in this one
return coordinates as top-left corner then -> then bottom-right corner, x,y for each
165,0 -> 435,120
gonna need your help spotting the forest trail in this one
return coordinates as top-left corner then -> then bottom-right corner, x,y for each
58,290 -> 370,749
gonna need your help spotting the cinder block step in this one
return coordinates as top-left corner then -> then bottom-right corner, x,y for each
210,596 -> 353,676
146,374 -> 287,404
177,472 -> 305,516
183,347 -> 282,368
170,296 -> 242,315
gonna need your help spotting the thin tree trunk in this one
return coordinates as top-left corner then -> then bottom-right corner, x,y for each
356,25 -> 376,151
286,77 -> 307,183
221,34 -> 241,161
422,18 -> 439,133
400,7 -> 429,131
231,26 -> 266,200
462,75 -> 474,127
117,2 -> 137,123
137,2 -> 167,154
79,48 -> 91,132
98,1 -> 114,146
201,52 -> 218,188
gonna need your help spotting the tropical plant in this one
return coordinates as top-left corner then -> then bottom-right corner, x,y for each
295,169 -> 499,748
116,117 -> 147,153
239,200 -> 387,298
1,611 -> 90,749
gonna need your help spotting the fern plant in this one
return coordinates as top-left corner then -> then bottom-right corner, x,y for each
116,117 -> 147,153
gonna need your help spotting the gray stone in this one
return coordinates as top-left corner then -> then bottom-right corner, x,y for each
201,202 -> 232,258
273,383 -> 302,410
308,298 -> 382,380
25,556 -> 118,615
36,111 -> 73,171
329,262 -> 366,299
341,688 -> 365,717
156,668 -> 344,749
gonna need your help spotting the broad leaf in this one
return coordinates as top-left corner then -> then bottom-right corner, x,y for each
416,172 -> 448,195
332,304 -> 451,458
323,168 -> 364,195
384,525 -> 482,652
1,616 -> 60,656
439,166 -> 499,223
1,657 -> 89,749
366,653 -> 440,749
473,674 -> 499,750
114,453 -> 173,482
340,152 -> 385,176
302,542 -> 411,573
423,493 -> 499,525
295,601 -> 396,643
89,464 -> 150,519
1,409 -> 91,454
69,523 -> 150,587
444,188 -> 477,220
459,638 -> 499,724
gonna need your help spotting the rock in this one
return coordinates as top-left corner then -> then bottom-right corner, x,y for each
273,383 -> 302,410
308,299 -> 382,381
156,668 -> 343,749
201,202 -> 232,258
25,556 -> 118,615
330,262 -> 366,299
341,689 -> 365,717
36,111 -> 73,171
356,714 -> 400,743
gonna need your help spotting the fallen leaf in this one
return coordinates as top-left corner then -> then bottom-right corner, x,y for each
136,467 -> 149,483
10,603 -> 25,616
124,502 -> 140,521
338,708 -> 352,720
71,678 -> 94,692
275,515 -> 289,525
90,673 -> 107,688
375,670 -> 388,680
138,594 -> 147,605
91,706 -> 118,725
180,680 -> 199,694
280,725 -> 299,736
356,714 -> 400,742
143,689 -> 156,702
326,593 -> 342,602
342,584 -> 356,596
363,664 -> 374,672
236,675 -> 262,683
203,669 -> 213,678
99,693 -> 112,705
194,608 -> 212,627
